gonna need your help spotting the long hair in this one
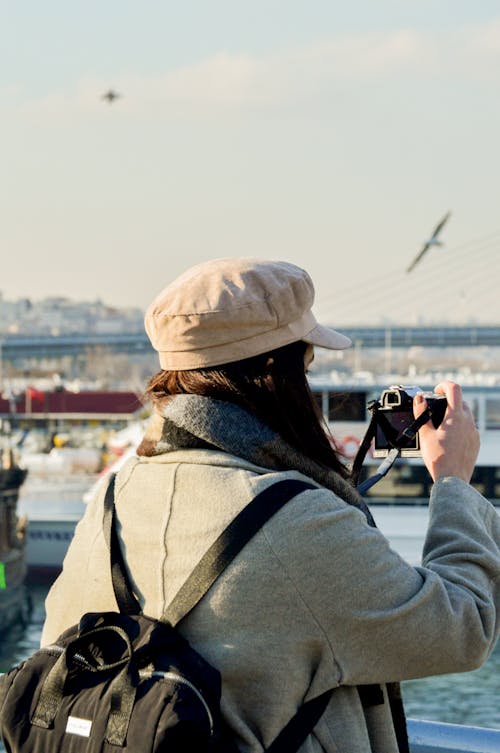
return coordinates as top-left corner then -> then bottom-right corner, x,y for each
144,340 -> 350,479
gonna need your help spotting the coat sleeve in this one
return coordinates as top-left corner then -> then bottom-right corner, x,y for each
267,476 -> 500,686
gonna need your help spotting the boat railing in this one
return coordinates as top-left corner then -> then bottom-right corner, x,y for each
408,718 -> 500,753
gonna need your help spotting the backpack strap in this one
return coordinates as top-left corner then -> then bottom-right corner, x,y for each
103,473 -> 142,614
265,688 -> 334,753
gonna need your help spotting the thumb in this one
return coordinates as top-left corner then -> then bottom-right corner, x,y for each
413,392 -> 428,420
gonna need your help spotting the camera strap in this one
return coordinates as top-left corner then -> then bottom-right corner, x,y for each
352,402 -> 433,494
394,409 -> 433,448
351,403 -> 379,485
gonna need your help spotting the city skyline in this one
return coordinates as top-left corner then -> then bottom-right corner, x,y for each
2,2 -> 500,325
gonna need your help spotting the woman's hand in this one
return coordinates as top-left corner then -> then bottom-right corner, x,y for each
413,380 -> 480,483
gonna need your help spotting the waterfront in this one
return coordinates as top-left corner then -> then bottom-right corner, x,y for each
0,579 -> 499,752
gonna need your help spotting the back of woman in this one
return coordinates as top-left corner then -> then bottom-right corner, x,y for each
42,257 -> 500,753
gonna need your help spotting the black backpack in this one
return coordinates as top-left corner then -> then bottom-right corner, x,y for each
0,474 -> 333,752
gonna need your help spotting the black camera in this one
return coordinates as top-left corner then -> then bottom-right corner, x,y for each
372,385 -> 447,458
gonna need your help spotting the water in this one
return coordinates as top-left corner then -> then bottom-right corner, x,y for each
404,647 -> 500,728
0,582 -> 47,673
0,579 -> 499,753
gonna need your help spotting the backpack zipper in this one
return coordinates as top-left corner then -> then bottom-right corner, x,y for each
44,645 -> 93,670
146,670 -> 214,735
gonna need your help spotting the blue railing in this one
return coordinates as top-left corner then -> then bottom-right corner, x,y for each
408,719 -> 500,753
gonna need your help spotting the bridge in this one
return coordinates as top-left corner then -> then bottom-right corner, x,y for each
1,326 -> 500,363
334,325 -> 500,348
0,333 -> 153,362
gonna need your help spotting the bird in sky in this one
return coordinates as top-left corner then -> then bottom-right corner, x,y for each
101,89 -> 122,104
406,211 -> 452,274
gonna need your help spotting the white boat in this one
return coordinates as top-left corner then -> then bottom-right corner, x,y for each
17,473 -> 94,575
17,424 -> 145,575
15,437 -> 104,574
0,386 -> 146,575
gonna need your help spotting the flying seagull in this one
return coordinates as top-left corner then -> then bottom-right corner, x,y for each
406,211 -> 452,273
101,89 -> 121,104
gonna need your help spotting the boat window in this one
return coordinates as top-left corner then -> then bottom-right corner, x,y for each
485,398 -> 500,429
328,391 -> 366,422
469,466 -> 500,499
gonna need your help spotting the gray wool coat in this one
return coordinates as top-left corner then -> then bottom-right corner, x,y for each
42,450 -> 500,753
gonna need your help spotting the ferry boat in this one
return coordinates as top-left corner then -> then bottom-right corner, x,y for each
0,387 -> 145,576
0,449 -> 29,634
16,473 -> 96,576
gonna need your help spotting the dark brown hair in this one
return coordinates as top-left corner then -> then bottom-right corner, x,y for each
145,340 -> 349,479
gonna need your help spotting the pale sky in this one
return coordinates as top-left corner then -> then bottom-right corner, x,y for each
2,1 -> 500,325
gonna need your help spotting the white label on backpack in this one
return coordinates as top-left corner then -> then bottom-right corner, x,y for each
66,716 -> 92,737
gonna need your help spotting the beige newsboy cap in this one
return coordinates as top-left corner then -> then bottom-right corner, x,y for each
145,257 -> 351,370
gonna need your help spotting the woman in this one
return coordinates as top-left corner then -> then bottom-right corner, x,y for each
42,257 -> 500,753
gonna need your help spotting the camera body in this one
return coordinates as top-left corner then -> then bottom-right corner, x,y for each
372,385 -> 447,458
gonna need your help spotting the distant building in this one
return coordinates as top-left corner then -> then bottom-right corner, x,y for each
0,294 -> 144,337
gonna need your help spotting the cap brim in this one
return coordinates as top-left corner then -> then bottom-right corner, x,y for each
303,323 -> 352,350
